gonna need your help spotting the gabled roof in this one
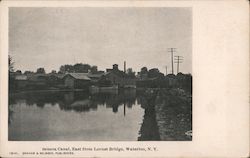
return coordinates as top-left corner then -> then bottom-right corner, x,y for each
105,70 -> 125,77
87,73 -> 104,78
49,73 -> 66,79
104,70 -> 135,79
65,73 -> 91,80
26,74 -> 48,81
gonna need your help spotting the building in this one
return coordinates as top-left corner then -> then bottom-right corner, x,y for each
26,74 -> 48,89
102,64 -> 136,88
87,73 -> 104,83
63,72 -> 104,85
63,73 -> 91,89
15,75 -> 28,89
47,73 -> 66,88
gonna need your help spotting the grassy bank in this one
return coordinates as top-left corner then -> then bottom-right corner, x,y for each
155,88 -> 192,140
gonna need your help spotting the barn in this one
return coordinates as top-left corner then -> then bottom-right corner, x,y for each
63,73 -> 91,89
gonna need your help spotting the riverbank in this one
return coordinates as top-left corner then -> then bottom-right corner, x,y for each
8,87 -> 192,141
154,88 -> 192,140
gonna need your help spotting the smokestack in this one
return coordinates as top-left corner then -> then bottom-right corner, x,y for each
124,61 -> 126,73
113,64 -> 118,70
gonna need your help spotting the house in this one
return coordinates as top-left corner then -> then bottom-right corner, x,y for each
47,73 -> 66,87
24,73 -> 67,89
50,73 -> 66,80
87,73 -> 104,83
25,74 -> 48,89
101,64 -> 136,88
9,73 -> 49,90
15,75 -> 28,89
103,71 -> 125,86
63,73 -> 91,89
62,72 -> 103,86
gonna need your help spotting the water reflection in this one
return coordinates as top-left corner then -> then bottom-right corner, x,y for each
137,91 -> 161,141
9,90 -> 137,114
8,89 -> 191,141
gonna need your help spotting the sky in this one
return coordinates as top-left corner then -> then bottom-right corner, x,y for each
9,7 -> 192,74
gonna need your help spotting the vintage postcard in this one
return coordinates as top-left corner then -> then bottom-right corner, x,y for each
8,6 -> 192,142
0,0 -> 249,158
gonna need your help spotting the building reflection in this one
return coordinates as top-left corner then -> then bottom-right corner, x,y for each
8,89 -> 191,141
8,89 -> 137,114
8,90 -> 162,140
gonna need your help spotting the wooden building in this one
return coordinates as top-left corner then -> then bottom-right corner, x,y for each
86,73 -> 104,83
47,74 -> 65,88
63,73 -> 91,89
102,64 -> 136,88
15,75 -> 28,89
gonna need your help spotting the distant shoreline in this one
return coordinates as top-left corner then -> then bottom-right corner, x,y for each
9,89 -> 87,95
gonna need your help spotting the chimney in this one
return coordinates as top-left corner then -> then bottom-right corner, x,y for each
113,64 -> 118,70
124,61 -> 126,73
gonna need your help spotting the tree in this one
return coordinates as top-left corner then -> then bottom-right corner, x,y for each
59,63 -> 92,73
73,63 -> 91,73
58,71 -> 63,74
36,68 -> 45,74
51,70 -> 56,74
148,68 -> 164,78
24,71 -> 33,75
138,67 -> 148,79
8,55 -> 14,72
90,66 -> 98,73
140,67 -> 148,74
8,55 -> 15,91
127,68 -> 135,78
59,64 -> 74,73
16,70 -> 22,74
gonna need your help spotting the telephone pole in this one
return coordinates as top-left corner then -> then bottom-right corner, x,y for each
174,55 -> 183,74
165,66 -> 168,76
124,61 -> 126,73
168,48 -> 176,74
124,103 -> 126,116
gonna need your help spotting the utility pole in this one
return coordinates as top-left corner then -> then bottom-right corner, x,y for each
174,55 -> 183,74
124,103 -> 126,116
165,66 -> 168,76
168,48 -> 176,74
124,61 -> 126,73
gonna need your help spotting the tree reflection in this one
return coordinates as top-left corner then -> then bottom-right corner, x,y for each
8,95 -> 16,125
8,90 -> 137,114
8,88 -> 192,141
137,90 -> 161,141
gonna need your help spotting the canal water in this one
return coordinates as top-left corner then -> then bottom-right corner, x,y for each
8,89 -> 192,141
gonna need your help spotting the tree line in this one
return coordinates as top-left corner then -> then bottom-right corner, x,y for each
9,55 -> 191,79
